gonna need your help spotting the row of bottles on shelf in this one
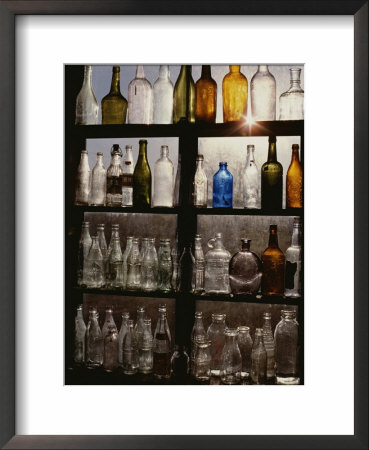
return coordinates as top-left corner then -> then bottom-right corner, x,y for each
75,64 -> 304,126
78,218 -> 302,298
74,305 -> 299,385
75,137 -> 303,209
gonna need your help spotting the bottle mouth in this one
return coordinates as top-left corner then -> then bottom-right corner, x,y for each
237,326 -> 250,333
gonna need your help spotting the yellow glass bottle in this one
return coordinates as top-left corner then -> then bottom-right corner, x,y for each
261,225 -> 285,296
101,66 -> 128,124
195,65 -> 217,123
222,65 -> 248,122
286,144 -> 303,208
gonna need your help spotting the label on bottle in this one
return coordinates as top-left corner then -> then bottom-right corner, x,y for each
285,261 -> 297,289
122,174 -> 133,187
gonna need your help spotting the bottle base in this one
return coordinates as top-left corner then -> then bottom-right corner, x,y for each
210,369 -> 221,377
153,373 -> 171,380
123,368 -> 138,375
276,376 -> 300,385
221,375 -> 241,385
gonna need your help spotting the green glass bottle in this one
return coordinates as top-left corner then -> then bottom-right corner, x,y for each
133,140 -> 152,208
173,65 -> 195,124
261,136 -> 283,210
101,66 -> 128,124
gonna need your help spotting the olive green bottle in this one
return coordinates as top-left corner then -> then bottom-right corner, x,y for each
133,140 -> 152,208
173,65 -> 195,124
261,136 -> 283,210
101,66 -> 128,124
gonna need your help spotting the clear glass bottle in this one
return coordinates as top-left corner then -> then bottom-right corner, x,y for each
90,153 -> 106,206
134,306 -> 146,351
262,312 -> 276,380
250,65 -> 276,121
128,65 -> 153,124
141,238 -> 158,291
85,309 -> 103,369
153,65 -> 173,124
97,224 -> 108,281
171,345 -> 190,377
118,311 -> 130,367
243,145 -> 259,209
77,221 -> 92,286
212,162 -> 233,208
101,307 -> 118,341
106,145 -> 123,207
75,65 -> 98,125
195,65 -> 217,123
193,155 -> 208,208
74,305 -> 86,365
158,239 -> 172,292
122,319 -> 139,375
279,68 -> 304,120
286,144 -> 303,208
133,139 -> 152,208
251,328 -> 267,384
138,318 -> 154,374
153,307 -> 172,379
229,239 -> 262,295
237,326 -> 253,379
193,234 -> 205,293
190,311 -> 207,374
101,66 -> 128,124
261,136 -> 283,211
171,237 -> 179,291
178,245 -> 195,293
122,236 -> 133,289
207,313 -> 227,377
220,328 -> 242,385
285,217 -> 302,298
84,236 -> 105,288
153,145 -> 174,208
107,237 -> 124,288
126,238 -> 141,290
103,325 -> 119,372
204,233 -> 231,294
122,145 -> 134,207
106,224 -> 119,281
274,310 -> 299,384
194,341 -> 212,382
75,150 -> 91,206
140,237 -> 149,262
222,65 -> 248,122
261,225 -> 285,296
173,65 -> 195,124
173,153 -> 181,207
154,304 -> 172,348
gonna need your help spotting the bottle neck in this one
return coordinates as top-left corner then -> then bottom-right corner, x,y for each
258,65 -> 269,73
159,65 -> 169,79
137,310 -> 145,323
253,333 -> 264,347
91,237 -> 99,249
138,143 -> 148,161
76,309 -> 84,320
160,146 -> 169,159
247,148 -> 255,163
241,240 -> 251,251
229,65 -> 240,73
196,159 -> 204,170
291,226 -> 302,247
112,238 -> 121,252
267,142 -> 277,163
80,152 -> 89,165
290,69 -> 302,88
157,313 -> 168,334
263,316 -> 272,332
219,163 -> 228,171
105,311 -> 114,322
81,226 -> 90,240
201,65 -> 211,79
225,333 -> 237,346
111,153 -> 121,166
110,68 -> 121,94
136,65 -> 145,79
268,230 -> 279,248
83,66 -> 92,88
96,155 -> 104,166
291,148 -> 300,162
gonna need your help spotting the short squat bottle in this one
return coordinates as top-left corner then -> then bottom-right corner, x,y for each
250,328 -> 267,384
261,136 -> 283,211
194,341 -> 212,382
141,238 -> 158,292
220,328 -> 242,385
138,318 -> 154,374
279,68 -> 304,120
285,217 -> 302,298
118,312 -> 130,367
90,152 -> 107,206
190,312 -> 207,375
222,65 -> 248,122
229,239 -> 263,295
153,308 -> 171,379
274,310 -> 299,384
128,65 -> 153,124
77,221 -> 92,286
133,140 -> 152,208
250,65 -> 276,121
85,309 -> 103,369
207,313 -> 227,377
153,65 -> 173,124
74,305 -> 86,365
286,144 -> 303,208
75,65 -> 98,125
195,65 -> 217,123
204,233 -> 231,294
213,162 -> 233,208
84,236 -> 105,288
75,150 -> 90,206
261,225 -> 285,296
122,145 -> 134,207
126,238 -> 141,290
106,145 -> 123,207
122,320 -> 139,375
153,145 -> 174,208
262,312 -> 276,380
103,325 -> 119,372
237,326 -> 253,379
101,65 -> 128,124
243,145 -> 259,209
193,234 -> 205,293
173,65 -> 195,124
193,155 -> 208,208
157,239 -> 172,292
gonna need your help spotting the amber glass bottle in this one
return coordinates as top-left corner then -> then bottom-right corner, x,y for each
261,136 -> 283,210
261,225 -> 285,296
286,144 -> 303,208
195,65 -> 217,123
222,65 -> 248,122
101,66 -> 128,124
133,140 -> 152,208
173,65 -> 195,124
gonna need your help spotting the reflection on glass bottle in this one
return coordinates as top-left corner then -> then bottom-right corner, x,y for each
154,304 -> 172,349
75,150 -> 91,206
178,245 -> 195,292
85,309 -> 103,369
153,307 -> 171,379
122,236 -> 133,289
128,65 -> 153,124
220,328 -> 242,385
261,136 -> 283,210
204,233 -> 231,294
74,305 -> 86,365
101,66 -> 128,124
190,312 -> 207,375
122,145 -> 134,207
158,239 -> 172,292
75,65 -> 98,125
106,145 -> 123,207
261,225 -> 285,296
153,145 -> 174,208
84,236 -> 105,288
118,312 -> 130,367
193,155 -> 208,208
90,152 -> 106,206
126,238 -> 141,290
97,224 -> 108,279
194,340 -> 212,382
243,145 -> 259,209
207,313 -> 227,377
133,140 -> 152,208
133,305 -> 146,353
237,326 -> 253,379
153,65 -> 173,124
193,234 -> 205,293
279,68 -> 304,120
173,153 -> 181,207
138,318 -> 153,374
171,237 -> 179,291
77,221 -> 92,286
285,217 -> 302,298
173,65 -> 195,124
101,307 -> 118,342
141,238 -> 158,292
213,162 -> 233,208
106,224 -> 119,280
122,319 -> 139,375
274,310 -> 299,384
262,312 -> 275,380
286,144 -> 303,208
251,328 -> 267,384
229,239 -> 262,295
103,325 -> 119,372
108,237 -> 124,288
195,65 -> 217,123
250,65 -> 276,121
171,345 -> 190,378
222,65 -> 248,122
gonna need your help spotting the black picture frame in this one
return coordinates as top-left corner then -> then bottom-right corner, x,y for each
0,1 -> 367,449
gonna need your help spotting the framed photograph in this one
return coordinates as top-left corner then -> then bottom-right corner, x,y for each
0,1 -> 367,448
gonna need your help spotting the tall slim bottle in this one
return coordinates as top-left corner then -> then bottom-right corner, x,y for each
97,224 -> 108,279
190,312 -> 207,375
128,65 -> 153,124
90,152 -> 106,206
101,66 -> 128,124
74,305 -> 86,365
102,307 -> 118,340
222,65 -> 248,122
262,312 -> 276,380
173,65 -> 195,124
75,65 -> 98,125
118,312 -> 130,367
286,144 -> 303,208
75,150 -> 91,206
84,236 -> 105,288
126,238 -> 141,290
250,65 -> 276,121
122,236 -> 133,289
106,146 -> 123,207
243,145 -> 259,209
250,328 -> 267,384
141,238 -> 158,292
285,217 -> 302,298
261,225 -> 285,296
261,136 -> 283,210
108,237 -> 124,288
77,221 -> 92,286
195,65 -> 217,123
133,140 -> 152,208
153,145 -> 174,208
153,307 -> 172,379
153,65 -> 173,124
193,234 -> 205,293
193,155 -> 208,208
122,145 -> 134,207
85,309 -> 103,369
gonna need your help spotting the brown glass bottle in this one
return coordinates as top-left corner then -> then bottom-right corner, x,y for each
195,65 -> 217,123
222,65 -> 248,122
286,144 -> 303,208
261,225 -> 285,296
101,66 -> 128,124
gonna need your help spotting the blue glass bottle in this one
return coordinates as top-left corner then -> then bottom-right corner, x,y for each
212,162 -> 233,208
